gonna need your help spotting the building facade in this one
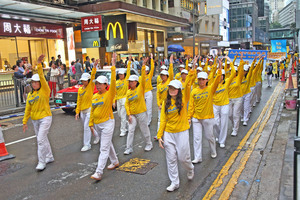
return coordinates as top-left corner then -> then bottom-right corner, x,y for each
279,0 -> 296,27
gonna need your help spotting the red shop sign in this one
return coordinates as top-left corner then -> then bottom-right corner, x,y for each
81,15 -> 102,32
0,19 -> 64,39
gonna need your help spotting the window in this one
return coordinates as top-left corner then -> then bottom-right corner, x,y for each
168,0 -> 174,7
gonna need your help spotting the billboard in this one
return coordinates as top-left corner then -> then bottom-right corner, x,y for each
207,0 -> 222,15
81,31 -> 101,48
103,14 -> 128,52
271,40 -> 287,53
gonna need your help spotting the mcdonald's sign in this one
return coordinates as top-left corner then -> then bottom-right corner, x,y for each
93,40 -> 99,47
104,14 -> 128,52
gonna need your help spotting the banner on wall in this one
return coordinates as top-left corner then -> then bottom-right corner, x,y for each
271,40 -> 287,53
66,27 -> 76,64
267,52 -> 286,60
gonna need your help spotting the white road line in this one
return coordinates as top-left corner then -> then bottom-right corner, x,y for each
5,135 -> 36,146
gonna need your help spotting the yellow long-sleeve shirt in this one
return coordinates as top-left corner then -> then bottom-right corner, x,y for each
157,75 -> 162,85
156,74 -> 191,139
89,66 -> 116,126
156,63 -> 174,107
213,64 -> 235,106
23,63 -> 51,124
75,67 -> 96,114
250,61 -> 260,88
175,72 -> 181,80
241,62 -> 255,95
116,62 -> 131,100
125,65 -> 147,115
181,70 -> 195,101
256,59 -> 264,83
228,61 -> 245,99
139,59 -> 154,93
188,69 -> 222,120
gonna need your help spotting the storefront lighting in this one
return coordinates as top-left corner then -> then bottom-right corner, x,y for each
21,17 -> 30,21
12,16 -> 20,20
1,14 -> 11,19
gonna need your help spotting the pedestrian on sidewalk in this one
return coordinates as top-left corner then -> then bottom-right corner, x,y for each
115,57 -> 131,137
157,79 -> 194,192
188,60 -> 222,163
23,55 -> 54,171
75,60 -> 100,152
57,63 -> 65,90
48,61 -> 59,99
75,59 -> 83,81
124,58 -> 153,155
90,53 -> 119,181
266,63 -> 273,87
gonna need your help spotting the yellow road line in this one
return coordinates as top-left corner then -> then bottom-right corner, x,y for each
219,84 -> 282,199
203,83 -> 282,199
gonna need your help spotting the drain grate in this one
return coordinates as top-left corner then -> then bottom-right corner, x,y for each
117,158 -> 158,175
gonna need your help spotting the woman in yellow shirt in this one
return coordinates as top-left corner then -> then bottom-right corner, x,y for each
124,59 -> 153,155
188,61 -> 222,163
23,55 -> 53,171
157,65 -> 167,85
157,78 -> 195,192
75,60 -> 99,152
115,58 -> 131,137
90,53 -> 119,181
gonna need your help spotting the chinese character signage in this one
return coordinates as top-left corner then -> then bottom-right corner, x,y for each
228,50 -> 268,60
271,40 -> 287,53
0,19 -> 64,38
267,52 -> 286,60
81,15 -> 102,32
103,14 -> 128,52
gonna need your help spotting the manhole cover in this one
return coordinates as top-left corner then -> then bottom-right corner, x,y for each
0,162 -> 24,176
117,158 -> 158,175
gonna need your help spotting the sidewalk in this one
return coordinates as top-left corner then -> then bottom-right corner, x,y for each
200,82 -> 294,200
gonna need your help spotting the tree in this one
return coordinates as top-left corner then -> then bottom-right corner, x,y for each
270,22 -> 282,29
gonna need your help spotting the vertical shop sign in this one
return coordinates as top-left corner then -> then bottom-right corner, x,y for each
66,27 -> 76,63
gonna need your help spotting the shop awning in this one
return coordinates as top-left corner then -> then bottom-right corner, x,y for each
79,1 -> 189,27
0,0 -> 92,24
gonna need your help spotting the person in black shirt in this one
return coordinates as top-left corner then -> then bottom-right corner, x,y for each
56,55 -> 61,66
85,56 -> 91,72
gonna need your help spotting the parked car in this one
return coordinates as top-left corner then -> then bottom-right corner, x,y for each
54,67 -> 140,113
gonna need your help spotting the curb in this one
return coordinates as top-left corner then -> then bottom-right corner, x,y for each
0,102 -> 55,117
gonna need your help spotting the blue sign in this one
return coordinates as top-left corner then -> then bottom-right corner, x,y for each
228,50 -> 268,60
271,40 -> 287,53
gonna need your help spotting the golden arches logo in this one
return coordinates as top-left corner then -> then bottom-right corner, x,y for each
106,22 -> 124,40
93,40 -> 99,47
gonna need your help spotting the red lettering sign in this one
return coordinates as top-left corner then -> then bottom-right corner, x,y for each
81,15 -> 102,32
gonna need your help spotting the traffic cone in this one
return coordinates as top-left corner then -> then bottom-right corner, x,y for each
0,126 -> 15,162
288,73 -> 295,89
281,69 -> 286,82
292,62 -> 296,74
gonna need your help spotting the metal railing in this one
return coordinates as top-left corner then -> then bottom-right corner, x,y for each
0,79 -> 16,107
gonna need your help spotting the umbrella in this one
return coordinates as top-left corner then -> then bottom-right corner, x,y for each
168,44 -> 185,52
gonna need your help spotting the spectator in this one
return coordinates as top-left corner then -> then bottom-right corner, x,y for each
58,63 -> 65,90
68,61 -> 76,80
85,56 -> 91,72
49,61 -> 60,98
13,65 -> 28,79
164,56 -> 169,66
56,55 -> 61,66
266,63 -> 273,87
139,57 -> 143,67
75,59 -> 83,81
49,57 -> 55,67
91,58 -> 95,69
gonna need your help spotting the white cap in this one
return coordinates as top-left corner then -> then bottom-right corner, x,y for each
179,64 -> 185,68
196,67 -> 203,71
31,74 -> 40,81
94,75 -> 108,84
234,66 -> 238,71
207,67 -> 211,71
168,80 -> 182,89
201,62 -> 205,65
145,66 -> 150,71
160,70 -> 169,76
209,59 -> 213,62
181,69 -> 188,74
118,68 -> 126,74
227,61 -> 230,64
195,63 -> 198,66
127,75 -> 139,82
197,72 -> 208,79
188,63 -> 193,68
80,73 -> 91,81
244,64 -> 250,71
222,63 -> 225,66
222,69 -> 225,75
161,65 -> 167,70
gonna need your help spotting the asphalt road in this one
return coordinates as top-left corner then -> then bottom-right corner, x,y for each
0,78 -> 278,200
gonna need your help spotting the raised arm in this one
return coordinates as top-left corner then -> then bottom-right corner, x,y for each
140,58 -> 148,94
37,55 -> 50,96
183,69 -> 195,103
149,53 -> 155,79
108,53 -> 117,101
168,54 -> 174,81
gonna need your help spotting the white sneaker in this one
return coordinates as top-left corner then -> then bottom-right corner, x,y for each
211,152 -> 217,158
93,137 -> 100,144
187,169 -> 194,180
253,103 -> 256,107
192,159 -> 202,164
243,121 -> 247,126
36,163 -> 46,171
91,172 -> 102,181
215,137 -> 219,142
81,145 -> 91,152
107,162 -> 119,170
220,144 -> 225,148
231,131 -> 237,137
46,157 -> 54,164
241,118 -> 244,122
120,132 -> 126,137
144,144 -> 153,151
124,148 -> 133,155
166,184 -> 179,192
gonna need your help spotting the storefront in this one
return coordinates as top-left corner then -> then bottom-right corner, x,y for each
0,19 -> 67,72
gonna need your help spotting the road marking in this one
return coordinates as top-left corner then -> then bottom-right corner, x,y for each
219,84 -> 281,199
5,135 -> 36,146
203,83 -> 282,199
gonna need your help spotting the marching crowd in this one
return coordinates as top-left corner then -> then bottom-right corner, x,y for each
21,52 -> 292,192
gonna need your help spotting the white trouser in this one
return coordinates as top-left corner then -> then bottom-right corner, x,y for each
242,93 -> 252,122
157,108 -> 161,132
256,81 -> 262,103
81,111 -> 92,147
229,97 -> 243,133
164,130 -> 194,186
145,91 -> 153,125
117,98 -> 128,134
250,86 -> 256,112
126,112 -> 152,150
94,119 -> 118,175
267,74 -> 272,86
192,118 -> 216,161
213,104 -> 229,145
32,116 -> 53,164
